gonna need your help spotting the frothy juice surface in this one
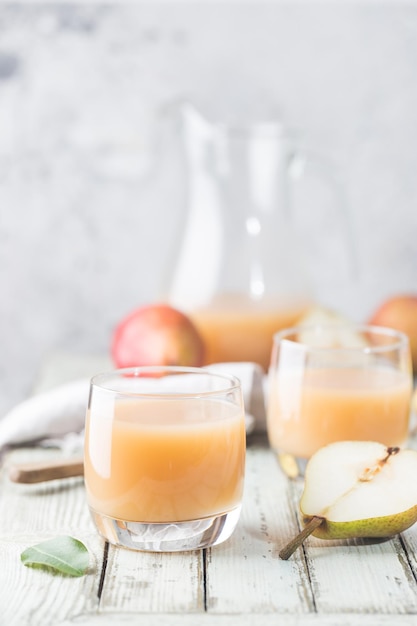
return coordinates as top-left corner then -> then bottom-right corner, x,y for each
85,397 -> 245,523
267,367 -> 412,459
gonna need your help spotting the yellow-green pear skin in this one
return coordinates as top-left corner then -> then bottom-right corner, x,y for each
299,441 -> 417,542
303,504 -> 417,540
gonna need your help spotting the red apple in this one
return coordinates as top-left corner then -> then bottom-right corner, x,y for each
111,304 -> 205,368
368,294 -> 417,368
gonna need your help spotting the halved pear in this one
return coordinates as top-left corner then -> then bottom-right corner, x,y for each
280,441 -> 417,559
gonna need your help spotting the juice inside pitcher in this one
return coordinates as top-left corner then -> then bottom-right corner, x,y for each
189,294 -> 309,370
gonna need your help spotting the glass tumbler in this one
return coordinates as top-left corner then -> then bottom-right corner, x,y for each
266,325 -> 413,479
84,366 -> 245,552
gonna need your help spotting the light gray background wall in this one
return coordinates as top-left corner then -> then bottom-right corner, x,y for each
1,1 -> 417,414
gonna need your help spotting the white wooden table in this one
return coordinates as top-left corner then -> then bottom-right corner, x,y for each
1,355 -> 417,626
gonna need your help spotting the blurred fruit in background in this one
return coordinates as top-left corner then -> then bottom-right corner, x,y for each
111,304 -> 205,368
369,295 -> 417,370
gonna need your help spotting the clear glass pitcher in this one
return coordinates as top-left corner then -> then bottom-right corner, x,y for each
165,103 -> 354,370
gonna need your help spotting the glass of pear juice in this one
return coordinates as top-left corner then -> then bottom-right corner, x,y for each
84,366 -> 246,552
266,324 -> 413,479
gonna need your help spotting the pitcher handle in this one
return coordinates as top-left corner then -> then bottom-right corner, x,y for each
287,147 -> 358,285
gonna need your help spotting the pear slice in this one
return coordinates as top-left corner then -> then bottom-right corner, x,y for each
280,441 -> 417,560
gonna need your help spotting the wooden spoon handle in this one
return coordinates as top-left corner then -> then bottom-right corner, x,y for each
8,456 -> 84,484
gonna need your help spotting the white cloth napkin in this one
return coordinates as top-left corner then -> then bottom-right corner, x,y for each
0,363 -> 266,453
0,378 -> 90,452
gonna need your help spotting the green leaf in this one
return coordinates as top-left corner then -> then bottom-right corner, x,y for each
21,535 -> 89,577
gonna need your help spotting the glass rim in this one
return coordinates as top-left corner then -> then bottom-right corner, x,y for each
272,323 -> 410,353
90,365 -> 242,398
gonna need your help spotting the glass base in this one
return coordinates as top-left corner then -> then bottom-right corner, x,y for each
89,506 -> 241,552
275,451 -> 308,479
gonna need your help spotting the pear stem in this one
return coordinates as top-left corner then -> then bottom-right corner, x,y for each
279,516 -> 323,560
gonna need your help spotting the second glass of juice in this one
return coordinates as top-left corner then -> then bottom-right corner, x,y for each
267,324 -> 413,479
84,366 -> 246,552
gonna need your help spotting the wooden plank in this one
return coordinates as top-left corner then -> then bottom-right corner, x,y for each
297,431 -> 417,615
401,431 -> 417,582
0,449 -> 92,536
58,612 -> 417,626
289,489 -> 417,614
399,526 -> 417,586
0,534 -> 102,626
305,535 -> 417,614
99,544 -> 204,613
206,443 -> 314,614
0,449 -> 104,626
260,425 -> 417,616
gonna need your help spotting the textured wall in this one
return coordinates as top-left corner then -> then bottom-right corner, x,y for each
1,2 -> 417,413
